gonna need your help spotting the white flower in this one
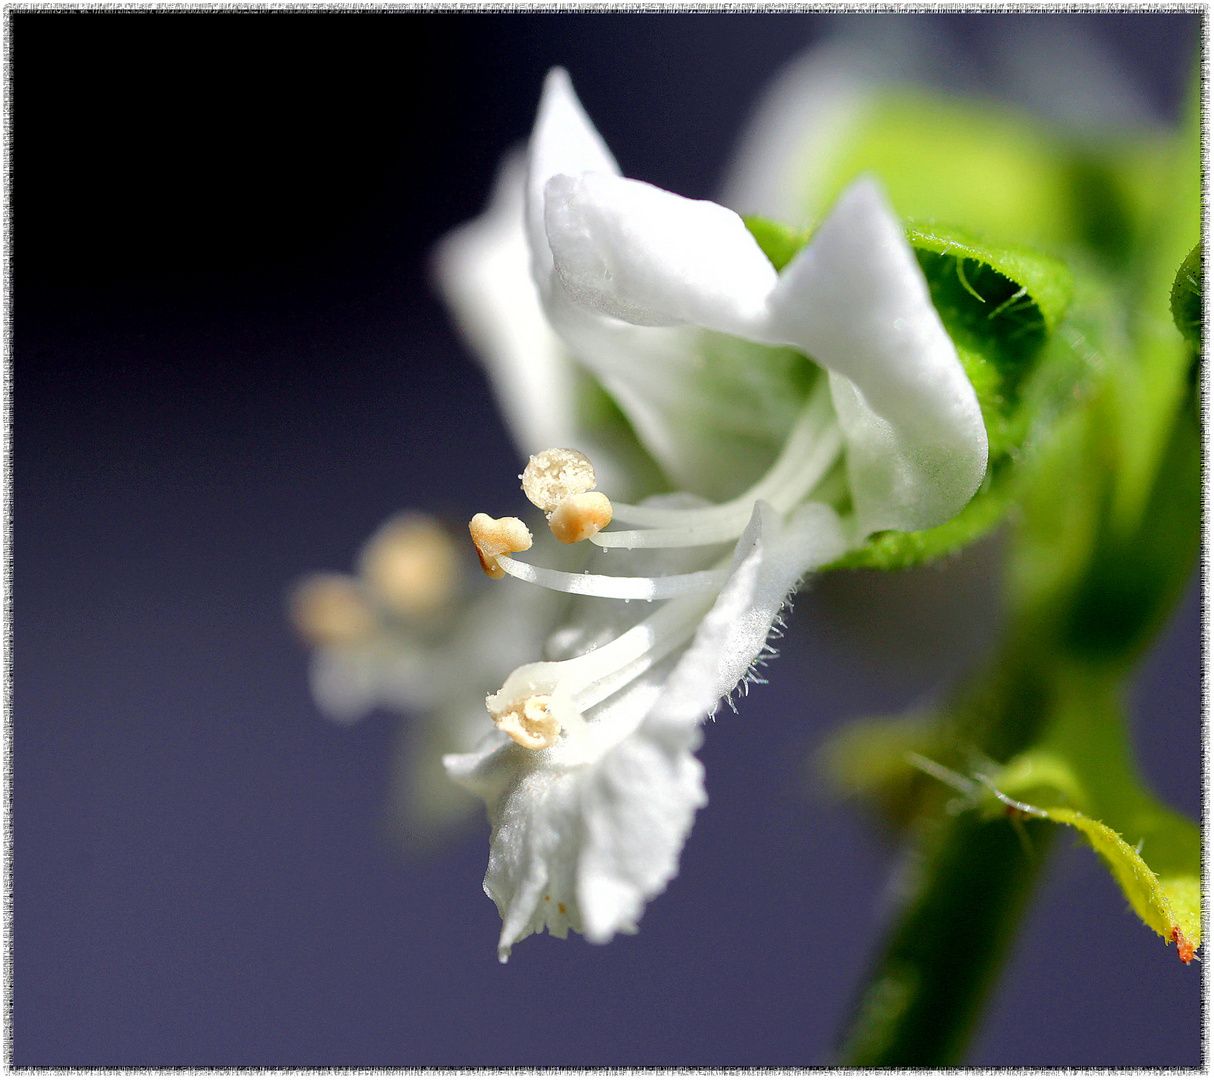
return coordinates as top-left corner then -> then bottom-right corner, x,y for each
439,69 -> 987,960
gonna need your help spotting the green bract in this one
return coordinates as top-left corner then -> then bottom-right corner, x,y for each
988,742 -> 1201,961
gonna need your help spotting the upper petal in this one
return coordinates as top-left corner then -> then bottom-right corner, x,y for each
526,68 -> 621,296
763,177 -> 988,534
543,171 -> 778,335
433,150 -> 580,457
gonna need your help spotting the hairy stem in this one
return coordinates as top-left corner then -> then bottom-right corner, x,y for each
837,812 -> 1054,1066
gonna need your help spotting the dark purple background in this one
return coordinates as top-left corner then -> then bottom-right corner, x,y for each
14,11 -> 1202,1067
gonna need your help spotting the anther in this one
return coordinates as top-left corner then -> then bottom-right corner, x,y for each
359,513 -> 458,617
521,448 -> 613,544
469,513 -> 533,579
548,490 -> 613,544
489,693 -> 562,750
521,448 -> 597,514
289,574 -> 376,645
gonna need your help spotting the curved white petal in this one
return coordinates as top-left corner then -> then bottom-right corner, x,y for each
763,177 -> 988,534
433,151 -> 579,456
543,171 -> 778,334
522,70 -> 800,497
526,68 -> 621,295
445,499 -> 848,959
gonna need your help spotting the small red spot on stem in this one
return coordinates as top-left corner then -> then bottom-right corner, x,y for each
558,902 -> 567,915
1170,926 -> 1195,964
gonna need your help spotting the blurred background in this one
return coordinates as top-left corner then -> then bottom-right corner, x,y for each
13,10 -> 1202,1067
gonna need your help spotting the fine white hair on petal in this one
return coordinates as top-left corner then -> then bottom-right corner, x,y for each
432,150 -> 579,457
526,67 -> 621,295
645,499 -> 848,724
543,171 -> 779,334
576,499 -> 847,943
763,176 -> 988,535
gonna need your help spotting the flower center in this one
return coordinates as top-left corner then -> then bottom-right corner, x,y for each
469,380 -> 843,751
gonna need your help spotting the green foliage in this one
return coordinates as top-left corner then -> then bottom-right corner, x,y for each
985,762 -> 1201,960
828,62 -> 1202,1067
743,213 -> 1087,572
846,228 -> 1080,570
806,89 -> 1176,269
741,214 -> 809,273
1170,243 -> 1203,352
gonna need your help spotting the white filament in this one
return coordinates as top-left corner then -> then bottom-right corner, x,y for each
485,378 -> 844,737
496,555 -> 728,600
552,591 -> 718,713
594,379 -> 840,548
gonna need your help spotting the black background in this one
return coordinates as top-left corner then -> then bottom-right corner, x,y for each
13,10 -> 1203,1067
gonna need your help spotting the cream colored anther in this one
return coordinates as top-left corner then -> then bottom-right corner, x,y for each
521,448 -> 597,513
549,491 -> 613,544
469,513 -> 533,579
521,448 -> 613,544
490,693 -> 562,750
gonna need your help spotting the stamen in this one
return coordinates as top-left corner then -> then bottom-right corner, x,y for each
565,593 -> 713,713
290,574 -> 376,645
477,380 -> 844,752
496,554 -> 727,600
486,670 -> 588,750
548,490 -> 613,544
487,590 -> 715,753
521,448 -> 597,514
469,514 -> 533,579
522,448 -> 614,544
359,513 -> 458,617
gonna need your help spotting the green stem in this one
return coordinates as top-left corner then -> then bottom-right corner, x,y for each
837,813 -> 1054,1066
835,637 -> 1061,1066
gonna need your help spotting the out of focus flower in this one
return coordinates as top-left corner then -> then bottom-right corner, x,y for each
438,69 -> 987,960
290,513 -> 563,838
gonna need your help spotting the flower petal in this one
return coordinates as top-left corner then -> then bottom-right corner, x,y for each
526,68 -> 621,296
576,499 -> 848,941
764,177 -> 988,534
433,151 -> 580,457
543,171 -> 778,334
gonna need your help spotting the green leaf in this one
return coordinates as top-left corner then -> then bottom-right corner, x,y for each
841,228 -> 1077,570
909,224 -> 1073,333
907,223 -> 1072,462
1170,243 -> 1202,352
807,89 -> 1177,269
978,767 -> 1201,963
